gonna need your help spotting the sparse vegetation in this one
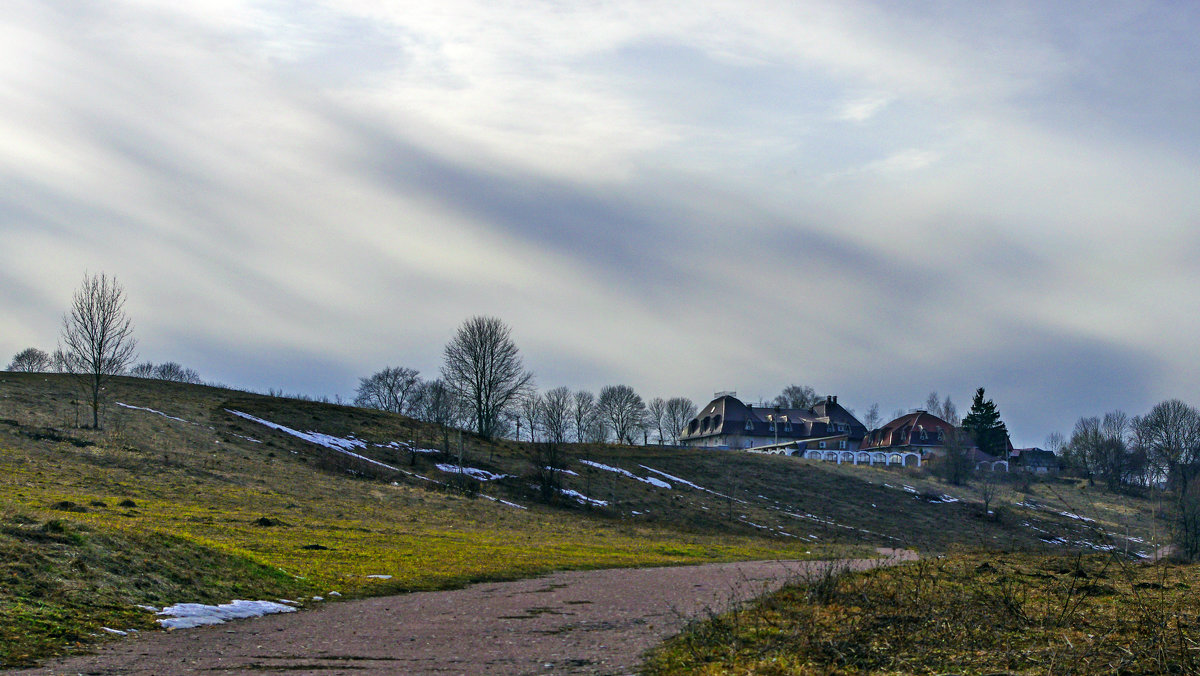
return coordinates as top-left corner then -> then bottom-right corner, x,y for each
644,549 -> 1200,675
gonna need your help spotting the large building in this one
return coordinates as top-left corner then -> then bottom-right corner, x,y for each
679,393 -> 867,451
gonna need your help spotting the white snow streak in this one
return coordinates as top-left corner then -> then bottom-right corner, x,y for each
155,600 -> 297,629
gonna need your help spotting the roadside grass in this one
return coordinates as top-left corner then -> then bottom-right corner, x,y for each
644,549 -> 1200,675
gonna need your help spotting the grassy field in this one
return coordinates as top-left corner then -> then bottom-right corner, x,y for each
644,549 -> 1200,674
0,372 -> 1178,669
0,373 -> 831,667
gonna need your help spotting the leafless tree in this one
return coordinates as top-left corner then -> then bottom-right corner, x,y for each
541,386 -> 573,444
411,378 -> 464,453
925,391 -> 941,413
937,428 -> 974,486
128,362 -> 156,378
441,316 -> 533,439
646,397 -> 667,445
572,390 -> 598,443
862,402 -> 881,431
518,391 -> 543,442
773,384 -> 818,410
1045,431 -> 1065,455
156,362 -> 200,383
1136,400 -> 1200,558
597,384 -> 645,445
664,397 -> 697,445
355,366 -> 421,415
7,347 -> 51,372
59,273 -> 137,429
940,395 -> 960,425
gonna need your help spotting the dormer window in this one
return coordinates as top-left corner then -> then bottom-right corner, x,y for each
745,419 -> 754,431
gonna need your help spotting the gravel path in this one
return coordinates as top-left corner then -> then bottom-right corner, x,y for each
15,550 -> 914,676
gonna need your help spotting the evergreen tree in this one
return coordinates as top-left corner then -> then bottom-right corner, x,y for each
961,387 -> 1009,459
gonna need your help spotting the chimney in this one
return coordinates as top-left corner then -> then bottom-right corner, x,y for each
833,395 -> 838,405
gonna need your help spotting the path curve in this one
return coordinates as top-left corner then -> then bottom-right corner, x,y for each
14,550 -> 915,676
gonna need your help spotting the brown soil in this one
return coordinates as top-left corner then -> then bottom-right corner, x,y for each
13,551 -> 914,675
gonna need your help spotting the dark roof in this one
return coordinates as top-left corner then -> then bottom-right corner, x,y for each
681,394 -> 867,442
860,411 -> 962,450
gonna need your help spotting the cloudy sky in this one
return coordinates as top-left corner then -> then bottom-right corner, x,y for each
3,1 -> 1198,445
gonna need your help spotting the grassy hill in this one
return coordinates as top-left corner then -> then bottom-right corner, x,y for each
0,373 -> 1172,667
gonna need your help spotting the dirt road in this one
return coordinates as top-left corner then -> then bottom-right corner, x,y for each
15,551 -> 914,675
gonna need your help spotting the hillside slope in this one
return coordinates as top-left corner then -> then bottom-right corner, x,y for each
0,373 -> 1168,666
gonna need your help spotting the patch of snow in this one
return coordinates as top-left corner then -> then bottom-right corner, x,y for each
638,465 -> 748,503
328,591 -> 341,597
580,460 -> 671,488
366,575 -> 392,580
545,466 -> 579,476
101,627 -> 128,636
277,599 -> 300,605
136,604 -> 159,612
479,494 -> 527,509
434,464 -> 511,482
559,488 -> 608,507
1058,511 -> 1095,523
116,403 -> 190,424
902,485 -> 919,494
226,410 -> 405,474
156,600 -> 297,629
312,596 -> 324,602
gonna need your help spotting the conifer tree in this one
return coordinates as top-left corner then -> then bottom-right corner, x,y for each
961,387 -> 1009,459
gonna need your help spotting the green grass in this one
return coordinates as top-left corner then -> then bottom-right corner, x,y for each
644,549 -> 1200,675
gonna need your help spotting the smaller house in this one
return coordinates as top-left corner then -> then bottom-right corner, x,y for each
1009,447 -> 1060,474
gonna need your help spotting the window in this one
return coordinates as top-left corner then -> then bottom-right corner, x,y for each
920,429 -> 928,441
784,422 -> 792,432
745,419 -> 754,431
818,441 -> 826,449
839,440 -> 847,449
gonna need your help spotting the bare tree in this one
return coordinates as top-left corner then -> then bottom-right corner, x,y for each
128,362 -> 156,378
937,428 -> 974,486
664,396 -> 697,445
518,391 -> 543,442
541,386 -> 573,444
572,390 -> 598,443
441,316 -> 533,439
773,384 -> 818,410
941,395 -> 960,425
60,273 -> 137,429
1045,431 -> 1065,455
411,378 -> 463,454
862,402 -> 881,431
7,347 -> 52,372
646,397 -> 667,445
153,361 -> 201,384
1136,400 -> 1200,558
597,384 -> 645,445
355,366 -> 421,415
925,391 -> 941,413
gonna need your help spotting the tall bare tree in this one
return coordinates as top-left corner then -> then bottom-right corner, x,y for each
572,390 -> 598,443
60,273 -> 137,429
664,396 -> 697,444
862,402 -> 882,431
597,384 -> 645,445
541,386 -> 573,444
518,391 -> 543,442
441,316 -> 533,439
355,366 -> 421,414
7,347 -> 51,372
411,378 -> 463,453
646,397 -> 667,445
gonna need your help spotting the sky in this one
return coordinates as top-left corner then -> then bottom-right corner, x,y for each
3,1 -> 1199,447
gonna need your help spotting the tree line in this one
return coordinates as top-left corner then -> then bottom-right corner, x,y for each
355,317 -> 698,445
